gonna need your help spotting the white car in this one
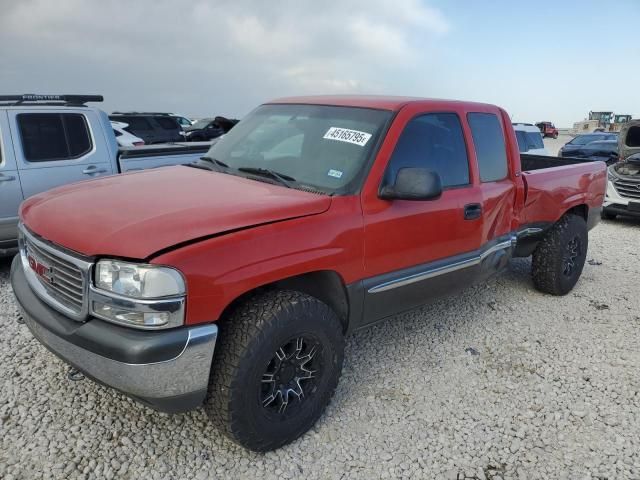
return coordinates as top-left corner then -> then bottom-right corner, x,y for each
513,123 -> 549,155
111,121 -> 145,147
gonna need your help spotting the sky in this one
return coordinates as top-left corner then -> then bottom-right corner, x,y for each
1,0 -> 638,126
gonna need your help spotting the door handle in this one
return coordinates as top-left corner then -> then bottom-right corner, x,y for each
463,203 -> 482,220
0,174 -> 16,183
82,166 -> 108,175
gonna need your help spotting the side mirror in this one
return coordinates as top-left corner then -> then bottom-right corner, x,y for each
379,167 -> 443,201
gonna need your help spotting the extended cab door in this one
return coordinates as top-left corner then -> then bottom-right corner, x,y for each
465,110 -> 517,249
359,105 -> 487,324
0,111 -> 24,248
8,108 -> 114,199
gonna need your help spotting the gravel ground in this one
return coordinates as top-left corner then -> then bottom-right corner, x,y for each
2,217 -> 640,480
543,135 -> 568,157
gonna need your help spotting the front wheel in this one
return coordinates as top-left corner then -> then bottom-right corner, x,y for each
532,214 -> 588,295
206,290 -> 345,452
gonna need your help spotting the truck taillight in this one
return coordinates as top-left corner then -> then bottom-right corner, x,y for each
133,141 -> 145,147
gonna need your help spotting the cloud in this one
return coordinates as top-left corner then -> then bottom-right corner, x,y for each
0,0 -> 450,116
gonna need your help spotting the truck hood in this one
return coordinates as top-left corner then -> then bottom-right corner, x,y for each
21,166 -> 332,259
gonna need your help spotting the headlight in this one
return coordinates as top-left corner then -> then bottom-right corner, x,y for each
92,260 -> 186,329
95,260 -> 185,298
607,167 -> 617,181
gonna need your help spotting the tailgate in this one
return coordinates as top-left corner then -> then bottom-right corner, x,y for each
520,160 -> 606,226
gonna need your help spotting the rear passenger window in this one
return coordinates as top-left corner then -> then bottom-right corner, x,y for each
18,113 -> 92,162
515,131 -> 527,153
156,117 -> 179,130
121,117 -> 152,131
386,113 -> 469,188
467,113 -> 508,182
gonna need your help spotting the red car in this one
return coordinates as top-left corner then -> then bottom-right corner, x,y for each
536,121 -> 559,138
12,96 -> 606,451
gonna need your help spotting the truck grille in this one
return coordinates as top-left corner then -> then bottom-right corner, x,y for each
614,178 -> 640,200
20,226 -> 92,320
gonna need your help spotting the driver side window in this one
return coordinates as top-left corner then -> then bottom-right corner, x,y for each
385,113 -> 470,188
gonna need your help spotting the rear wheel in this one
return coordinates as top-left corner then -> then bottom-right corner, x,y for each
206,290 -> 345,452
532,214 -> 588,295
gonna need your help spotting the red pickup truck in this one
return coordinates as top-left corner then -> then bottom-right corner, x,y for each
11,96 -> 606,451
536,121 -> 559,139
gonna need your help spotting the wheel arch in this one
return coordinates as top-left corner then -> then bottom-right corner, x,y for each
219,270 -> 352,332
565,203 -> 588,220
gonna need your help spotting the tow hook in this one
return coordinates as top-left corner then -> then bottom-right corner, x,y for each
67,368 -> 85,382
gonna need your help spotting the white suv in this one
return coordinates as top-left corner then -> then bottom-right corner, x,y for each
513,123 -> 549,155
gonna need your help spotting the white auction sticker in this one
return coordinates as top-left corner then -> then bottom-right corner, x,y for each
323,127 -> 372,147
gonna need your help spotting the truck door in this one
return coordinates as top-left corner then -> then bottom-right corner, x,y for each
8,109 -> 114,199
0,111 -> 24,249
465,111 -> 517,248
360,109 -> 486,323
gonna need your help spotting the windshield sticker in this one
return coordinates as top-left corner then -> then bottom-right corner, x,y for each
323,127 -> 372,147
327,169 -> 343,179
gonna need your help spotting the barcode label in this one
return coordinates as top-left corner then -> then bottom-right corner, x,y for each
323,127 -> 372,147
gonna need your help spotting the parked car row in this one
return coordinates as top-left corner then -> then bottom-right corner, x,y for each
108,112 -> 238,145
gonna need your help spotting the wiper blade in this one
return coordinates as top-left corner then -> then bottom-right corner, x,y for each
237,167 -> 296,188
198,156 -> 230,171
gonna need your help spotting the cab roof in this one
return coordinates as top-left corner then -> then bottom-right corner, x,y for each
267,95 -> 499,112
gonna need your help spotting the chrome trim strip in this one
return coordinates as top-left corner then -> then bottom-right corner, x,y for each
19,224 -> 92,321
89,285 -> 186,330
517,227 -> 543,237
367,236 -> 516,294
21,303 -> 217,398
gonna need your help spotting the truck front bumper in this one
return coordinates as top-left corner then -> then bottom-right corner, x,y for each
11,256 -> 217,413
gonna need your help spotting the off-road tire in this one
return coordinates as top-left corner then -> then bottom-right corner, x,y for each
601,209 -> 616,220
532,213 -> 588,295
205,290 -> 345,452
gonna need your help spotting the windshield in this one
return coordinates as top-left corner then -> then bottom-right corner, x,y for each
515,131 -> 544,152
204,104 -> 392,193
571,134 -> 616,145
585,142 -> 616,152
192,118 -> 214,129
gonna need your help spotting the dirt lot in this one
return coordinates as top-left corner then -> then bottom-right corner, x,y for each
2,164 -> 640,479
543,134 -> 569,157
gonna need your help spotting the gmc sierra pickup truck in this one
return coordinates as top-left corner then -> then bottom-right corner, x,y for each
11,96 -> 606,452
0,95 -> 211,255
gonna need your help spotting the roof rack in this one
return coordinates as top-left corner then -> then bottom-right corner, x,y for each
0,94 -> 103,107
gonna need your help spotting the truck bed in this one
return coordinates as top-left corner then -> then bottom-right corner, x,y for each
519,155 -> 607,227
520,153 -> 595,172
117,142 -> 212,173
118,142 -> 212,159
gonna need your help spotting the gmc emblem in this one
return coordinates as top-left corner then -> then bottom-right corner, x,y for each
27,252 -> 54,284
